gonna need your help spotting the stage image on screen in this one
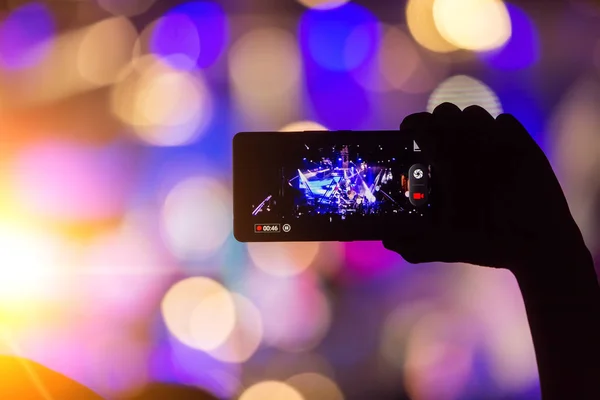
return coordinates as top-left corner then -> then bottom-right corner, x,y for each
249,141 -> 430,222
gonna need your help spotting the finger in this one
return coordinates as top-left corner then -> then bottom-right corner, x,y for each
384,234 -> 502,267
462,105 -> 495,140
400,112 -> 432,131
463,104 -> 495,123
432,102 -> 462,119
427,104 -> 464,228
462,105 -> 496,152
496,113 -> 573,228
494,113 -> 548,179
495,113 -> 541,158
461,106 -> 498,233
382,234 -> 468,265
382,237 -> 433,264
430,103 -> 464,159
495,113 -> 535,143
491,114 -> 551,237
400,112 -> 436,162
450,105 -> 495,159
461,105 -> 496,165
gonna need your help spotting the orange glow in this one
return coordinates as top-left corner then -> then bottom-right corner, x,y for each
229,27 -> 302,125
433,0 -> 512,52
286,373 -> 344,400
110,55 -> 213,146
280,121 -> 328,132
239,381 -> 304,400
406,0 -> 457,53
76,17 -> 139,87
0,355 -> 103,399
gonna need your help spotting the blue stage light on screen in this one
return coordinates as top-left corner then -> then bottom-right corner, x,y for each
0,2 -> 55,70
479,3 -> 540,70
150,1 -> 229,70
299,3 -> 381,72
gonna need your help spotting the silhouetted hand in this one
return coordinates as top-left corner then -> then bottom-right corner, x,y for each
383,102 -> 589,271
383,103 -> 600,399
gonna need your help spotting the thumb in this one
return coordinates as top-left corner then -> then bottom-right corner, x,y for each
383,234 -> 499,266
382,234 -> 453,264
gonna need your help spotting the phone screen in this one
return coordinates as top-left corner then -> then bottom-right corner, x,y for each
233,130 -> 432,242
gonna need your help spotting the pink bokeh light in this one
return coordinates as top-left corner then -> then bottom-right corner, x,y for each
343,241 -> 404,277
16,322 -> 150,398
9,139 -> 136,222
78,224 -> 176,322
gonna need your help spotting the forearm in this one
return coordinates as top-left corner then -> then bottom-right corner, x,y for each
514,248 -> 600,399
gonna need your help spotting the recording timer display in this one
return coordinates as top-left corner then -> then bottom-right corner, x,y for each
254,223 -> 292,233
254,223 -> 280,233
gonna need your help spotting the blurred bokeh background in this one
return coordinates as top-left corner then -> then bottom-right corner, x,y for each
0,0 -> 599,399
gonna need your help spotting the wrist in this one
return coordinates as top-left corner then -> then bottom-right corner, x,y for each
512,244 -> 599,307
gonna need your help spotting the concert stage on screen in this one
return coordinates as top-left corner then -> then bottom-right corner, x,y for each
250,142 -> 426,222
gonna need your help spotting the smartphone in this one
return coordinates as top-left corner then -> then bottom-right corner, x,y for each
233,130 -> 432,242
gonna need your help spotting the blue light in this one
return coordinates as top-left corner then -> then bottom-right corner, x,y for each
299,3 -> 380,72
492,79 -> 545,150
479,3 -> 539,70
299,5 -> 379,128
150,1 -> 229,70
304,70 -> 371,129
150,335 -> 238,399
338,157 -> 342,161
0,3 -> 55,70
